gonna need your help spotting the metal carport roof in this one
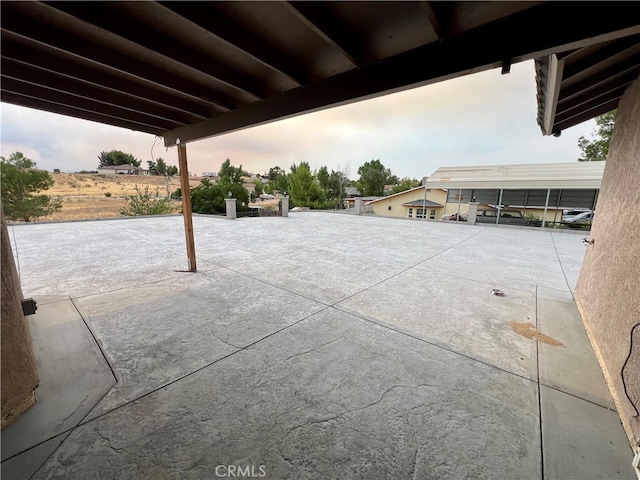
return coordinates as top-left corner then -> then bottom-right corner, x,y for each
424,162 -> 605,190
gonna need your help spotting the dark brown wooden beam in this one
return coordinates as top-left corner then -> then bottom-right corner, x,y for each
562,35 -> 640,80
557,72 -> 637,113
1,2 -> 243,111
283,1 -> 364,67
419,2 -> 449,39
1,58 -> 201,126
159,2 -> 307,86
555,88 -> 627,124
177,144 -> 197,272
0,34 -> 223,118
559,55 -> 640,102
49,2 -> 267,100
1,77 -> 177,131
553,98 -> 620,133
164,3 -> 640,146
1,92 -> 164,135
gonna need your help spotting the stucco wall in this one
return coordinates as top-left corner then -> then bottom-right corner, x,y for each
1,209 -> 39,428
575,77 -> 640,446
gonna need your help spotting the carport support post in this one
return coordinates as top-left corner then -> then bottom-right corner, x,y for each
541,188 -> 551,228
177,143 -> 197,272
422,178 -> 428,221
496,189 -> 503,224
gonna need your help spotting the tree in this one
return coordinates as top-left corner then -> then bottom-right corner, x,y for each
1,152 -> 62,222
253,178 -> 264,197
316,166 -> 347,202
219,159 -> 245,184
357,159 -> 394,196
155,158 -> 167,176
190,159 -> 250,214
267,166 -> 288,194
147,157 -> 168,176
120,185 -> 174,216
289,162 -> 326,207
147,160 -> 158,175
98,150 -> 141,168
389,177 -> 420,195
166,165 -> 178,176
578,110 -> 616,162
317,166 -> 331,191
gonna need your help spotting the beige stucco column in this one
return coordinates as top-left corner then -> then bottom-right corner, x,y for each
354,197 -> 363,215
1,208 -> 39,429
467,202 -> 479,225
575,77 -> 640,447
225,197 -> 237,219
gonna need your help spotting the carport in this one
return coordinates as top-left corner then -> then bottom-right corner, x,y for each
425,162 -> 605,226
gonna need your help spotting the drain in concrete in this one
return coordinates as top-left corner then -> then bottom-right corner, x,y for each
508,322 -> 563,346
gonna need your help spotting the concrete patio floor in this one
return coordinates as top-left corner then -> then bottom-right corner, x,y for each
2,213 -> 634,479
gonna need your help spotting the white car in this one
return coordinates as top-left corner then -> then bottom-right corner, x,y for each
562,209 -> 591,222
562,211 -> 594,228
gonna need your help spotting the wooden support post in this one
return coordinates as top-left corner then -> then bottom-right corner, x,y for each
177,143 -> 197,272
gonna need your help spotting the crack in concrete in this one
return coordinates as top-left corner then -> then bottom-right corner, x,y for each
95,423 -> 128,454
206,327 -> 242,350
283,335 -> 346,362
276,439 -> 296,479
409,429 -> 419,480
284,383 -> 435,439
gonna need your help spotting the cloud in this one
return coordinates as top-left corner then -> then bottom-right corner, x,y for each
1,60 -> 597,179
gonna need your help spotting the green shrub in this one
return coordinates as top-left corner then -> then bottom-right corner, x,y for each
120,185 -> 173,216
190,179 -> 249,214
524,212 -> 542,227
104,192 -> 112,197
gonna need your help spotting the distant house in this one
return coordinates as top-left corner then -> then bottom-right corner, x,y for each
97,164 -> 149,175
367,186 -> 446,219
344,186 -> 361,197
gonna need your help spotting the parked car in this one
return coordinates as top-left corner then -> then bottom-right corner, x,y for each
475,208 -> 529,225
441,213 -> 467,221
562,211 -> 594,228
562,209 -> 592,222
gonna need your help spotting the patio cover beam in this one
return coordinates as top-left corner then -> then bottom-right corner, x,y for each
163,3 -> 640,146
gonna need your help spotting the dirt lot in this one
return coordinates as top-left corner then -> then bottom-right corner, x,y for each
42,173 -> 199,222
31,173 -> 278,222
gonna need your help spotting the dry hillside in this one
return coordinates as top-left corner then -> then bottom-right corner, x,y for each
43,173 -> 201,222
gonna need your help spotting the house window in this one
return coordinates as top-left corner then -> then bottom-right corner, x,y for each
416,208 -> 425,219
408,208 -> 413,218
430,209 -> 436,219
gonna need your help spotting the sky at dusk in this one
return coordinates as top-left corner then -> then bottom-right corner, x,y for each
1,60 -> 597,180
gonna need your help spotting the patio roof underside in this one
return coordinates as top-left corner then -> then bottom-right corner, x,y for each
536,32 -> 640,136
1,1 -> 639,148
